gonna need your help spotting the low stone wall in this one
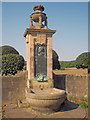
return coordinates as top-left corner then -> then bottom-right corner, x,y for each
54,74 -> 88,99
66,74 -> 88,99
2,71 -> 88,104
2,71 -> 28,104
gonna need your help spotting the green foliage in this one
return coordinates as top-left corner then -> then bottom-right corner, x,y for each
0,45 -> 19,55
24,61 -> 27,66
52,50 -> 60,70
60,66 -> 65,70
25,105 -> 30,109
2,54 -> 24,75
60,61 -> 76,70
78,102 -> 87,108
23,66 -> 26,70
71,98 -> 88,109
76,52 -> 90,71
0,45 -> 25,75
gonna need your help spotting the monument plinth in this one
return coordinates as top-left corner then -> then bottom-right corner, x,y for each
24,4 -> 56,89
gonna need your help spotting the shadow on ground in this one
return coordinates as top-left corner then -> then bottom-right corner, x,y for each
53,73 -> 79,112
58,100 -> 79,112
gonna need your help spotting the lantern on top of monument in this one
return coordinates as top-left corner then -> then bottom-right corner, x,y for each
24,4 -> 56,89
30,4 -> 47,29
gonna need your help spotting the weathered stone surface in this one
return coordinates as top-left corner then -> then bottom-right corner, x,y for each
2,71 -> 28,104
66,74 -> 88,99
54,73 -> 88,99
24,9 -> 56,88
4,102 -> 86,119
2,72 -> 88,104
33,81 -> 49,89
26,88 -> 66,113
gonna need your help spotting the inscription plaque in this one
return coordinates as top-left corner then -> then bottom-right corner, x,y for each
34,45 -> 48,82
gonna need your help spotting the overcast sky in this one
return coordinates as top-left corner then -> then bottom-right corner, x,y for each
1,2 -> 88,61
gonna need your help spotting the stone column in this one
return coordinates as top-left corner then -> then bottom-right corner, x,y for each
28,34 -> 34,88
26,34 -> 30,88
47,34 -> 53,88
30,16 -> 33,28
39,15 -> 42,28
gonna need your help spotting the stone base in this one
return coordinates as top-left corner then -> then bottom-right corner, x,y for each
32,79 -> 54,89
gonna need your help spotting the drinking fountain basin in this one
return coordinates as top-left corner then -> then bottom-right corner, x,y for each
26,88 -> 67,113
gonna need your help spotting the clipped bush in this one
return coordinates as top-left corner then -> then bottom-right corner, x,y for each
76,52 -> 90,70
2,54 -> 24,75
0,45 -> 19,55
53,50 -> 60,70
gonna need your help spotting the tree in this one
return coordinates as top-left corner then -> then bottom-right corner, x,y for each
76,52 -> 90,71
0,45 -> 25,75
2,54 -> 24,75
0,45 -> 19,55
60,61 -> 76,70
52,50 -> 60,70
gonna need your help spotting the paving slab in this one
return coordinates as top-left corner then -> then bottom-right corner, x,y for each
3,100 -> 87,119
4,105 -> 37,119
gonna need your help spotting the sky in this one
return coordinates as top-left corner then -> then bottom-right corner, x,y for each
2,2 -> 88,61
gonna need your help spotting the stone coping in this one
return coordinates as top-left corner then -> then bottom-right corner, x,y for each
24,28 -> 56,37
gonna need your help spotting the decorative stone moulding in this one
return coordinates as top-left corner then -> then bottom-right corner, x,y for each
31,13 -> 47,22
24,28 -> 56,37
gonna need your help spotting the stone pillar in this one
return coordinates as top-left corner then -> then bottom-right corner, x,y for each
30,16 -> 33,28
28,34 -> 34,88
26,34 -> 30,88
39,15 -> 42,28
47,34 -> 53,88
45,18 -> 47,27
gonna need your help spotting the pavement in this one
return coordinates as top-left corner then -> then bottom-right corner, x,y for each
2,100 -> 87,120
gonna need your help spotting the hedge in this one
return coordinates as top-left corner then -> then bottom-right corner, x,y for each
60,61 -> 76,70
0,45 -> 19,55
53,50 -> 60,70
76,52 -> 89,69
2,54 -> 24,75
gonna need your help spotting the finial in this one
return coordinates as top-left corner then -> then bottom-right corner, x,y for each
33,4 -> 44,12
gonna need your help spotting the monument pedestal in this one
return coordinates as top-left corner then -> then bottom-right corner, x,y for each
24,28 -> 56,89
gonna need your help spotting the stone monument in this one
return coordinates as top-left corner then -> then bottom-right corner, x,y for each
24,4 -> 66,113
24,4 -> 56,89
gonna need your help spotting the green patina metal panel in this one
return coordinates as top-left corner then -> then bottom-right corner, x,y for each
34,45 -> 48,82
